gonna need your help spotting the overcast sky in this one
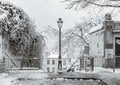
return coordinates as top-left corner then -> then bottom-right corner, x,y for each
4,0 -> 87,32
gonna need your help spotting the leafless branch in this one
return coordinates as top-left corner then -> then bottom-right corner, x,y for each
63,0 -> 120,8
72,32 -> 89,45
84,0 -> 120,7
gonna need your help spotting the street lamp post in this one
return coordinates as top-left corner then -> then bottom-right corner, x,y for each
57,18 -> 63,73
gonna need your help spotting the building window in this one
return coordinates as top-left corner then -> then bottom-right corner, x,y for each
52,67 -> 55,72
47,59 -> 50,65
52,60 -> 55,65
47,67 -> 50,72
63,60 -> 66,65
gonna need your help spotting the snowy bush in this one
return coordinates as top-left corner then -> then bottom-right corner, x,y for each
0,1 -> 45,68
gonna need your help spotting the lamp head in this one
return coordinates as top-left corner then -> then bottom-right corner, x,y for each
57,18 -> 63,28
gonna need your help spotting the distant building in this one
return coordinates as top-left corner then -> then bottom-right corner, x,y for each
43,54 -> 71,73
89,13 -> 120,68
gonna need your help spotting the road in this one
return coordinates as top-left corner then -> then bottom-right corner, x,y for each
3,70 -> 120,85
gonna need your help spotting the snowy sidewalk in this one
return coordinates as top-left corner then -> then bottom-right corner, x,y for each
0,73 -> 14,85
93,67 -> 120,73
7,70 -> 49,79
0,70 -> 49,85
53,72 -> 120,85
0,68 -> 120,85
75,67 -> 120,74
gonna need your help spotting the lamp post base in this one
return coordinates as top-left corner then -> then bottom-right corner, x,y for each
57,70 -> 63,74
57,60 -> 63,74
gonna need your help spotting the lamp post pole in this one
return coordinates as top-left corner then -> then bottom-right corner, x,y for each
57,18 -> 63,72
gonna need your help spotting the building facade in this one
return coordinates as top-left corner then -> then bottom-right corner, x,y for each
44,54 -> 71,72
89,14 -> 120,68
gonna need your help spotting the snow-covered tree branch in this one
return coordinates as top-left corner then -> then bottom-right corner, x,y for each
64,0 -> 120,10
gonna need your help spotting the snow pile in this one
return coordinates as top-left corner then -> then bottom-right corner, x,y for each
0,73 -> 13,85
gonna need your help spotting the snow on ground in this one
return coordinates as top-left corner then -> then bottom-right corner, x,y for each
0,68 -> 120,85
75,67 -> 120,74
93,67 -> 120,73
0,70 -> 49,85
7,70 -> 49,79
0,73 -> 14,85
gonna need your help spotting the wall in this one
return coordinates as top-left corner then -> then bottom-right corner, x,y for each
89,29 -> 104,57
89,26 -> 105,67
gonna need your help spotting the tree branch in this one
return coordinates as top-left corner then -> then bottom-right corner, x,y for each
64,0 -> 120,8
84,0 -> 120,7
72,32 -> 89,45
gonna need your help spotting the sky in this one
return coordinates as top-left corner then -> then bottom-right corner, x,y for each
4,0 -> 87,32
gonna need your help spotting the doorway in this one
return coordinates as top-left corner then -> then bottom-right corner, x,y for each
115,37 -> 120,68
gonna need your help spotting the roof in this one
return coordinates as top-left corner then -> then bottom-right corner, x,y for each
48,53 -> 58,58
89,24 -> 103,34
45,53 -> 69,59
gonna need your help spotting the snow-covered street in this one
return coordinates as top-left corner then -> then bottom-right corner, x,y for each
0,70 -> 48,85
0,73 -> 13,85
0,67 -> 120,85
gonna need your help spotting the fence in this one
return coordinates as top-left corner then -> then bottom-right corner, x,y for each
5,57 -> 21,69
94,57 -> 105,67
104,57 -> 120,68
4,57 -> 41,69
80,56 -> 105,69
